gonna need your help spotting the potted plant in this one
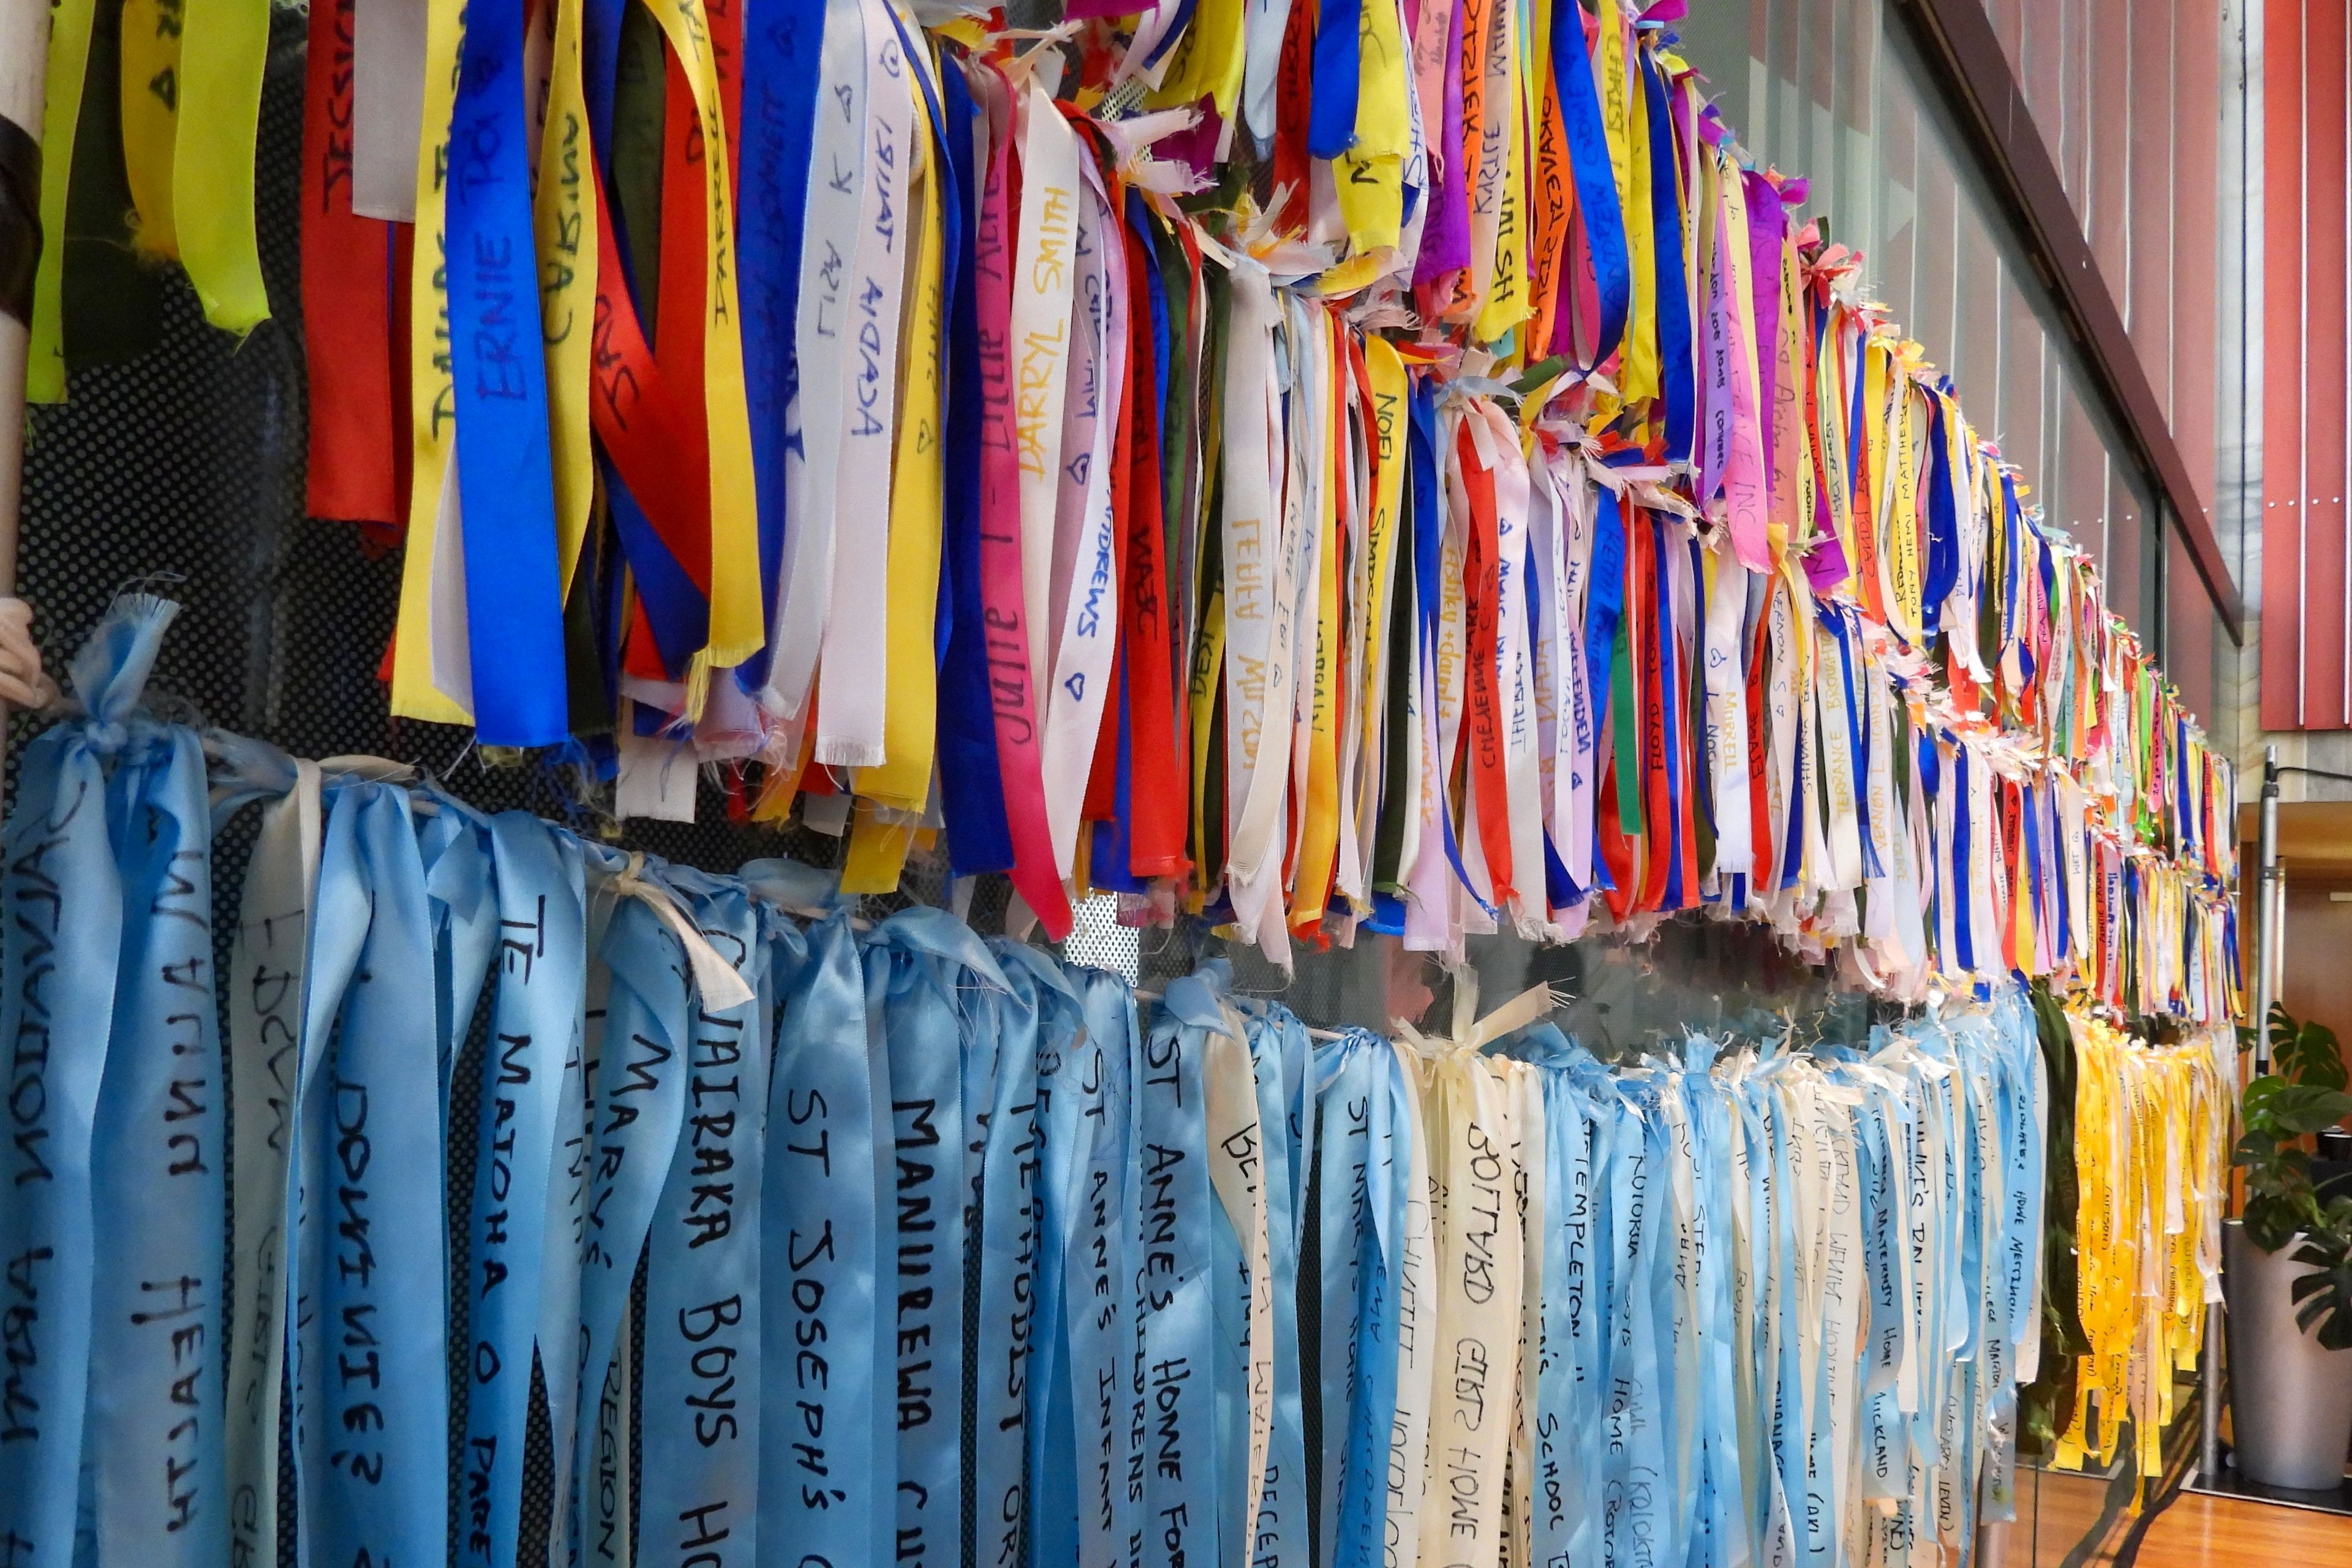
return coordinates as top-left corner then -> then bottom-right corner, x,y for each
2228,1004 -> 2352,1490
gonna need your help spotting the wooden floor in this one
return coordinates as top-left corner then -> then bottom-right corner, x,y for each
2130,1490 -> 2352,1566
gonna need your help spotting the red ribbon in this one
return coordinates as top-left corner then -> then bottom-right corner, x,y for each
300,0 -> 398,526
1117,206 -> 1188,880
1457,424 -> 1517,911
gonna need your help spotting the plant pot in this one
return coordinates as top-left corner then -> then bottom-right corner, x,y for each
2225,1219 -> 2352,1490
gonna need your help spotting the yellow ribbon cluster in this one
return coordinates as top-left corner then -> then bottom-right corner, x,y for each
2056,1010 -> 2231,1479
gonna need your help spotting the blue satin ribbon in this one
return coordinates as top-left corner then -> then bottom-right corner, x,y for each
573,875 -> 694,1568
733,0 -> 826,695
461,813 -> 588,1568
879,911 -> 1009,1568
1313,1028 -> 1404,1568
935,58 -> 1014,876
85,690 -> 225,1566
445,0 -> 570,745
635,870 -> 769,1568
418,799 -> 497,1109
1134,968 -> 1226,1568
1308,0 -> 1362,159
758,914 -> 884,1568
1549,0 -> 1630,367
973,937 -> 1047,1568
1052,963 -> 1139,1568
0,600 -> 150,1568
290,780 -> 449,1568
1642,47 -> 1695,466
1243,1001 -> 1313,1568
1007,941 -> 1090,1568
1921,399 -> 1959,637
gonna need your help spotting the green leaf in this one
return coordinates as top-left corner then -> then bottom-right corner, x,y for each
2265,1084 -> 2352,1136
2301,1022 -> 2349,1091
2247,1194 -> 2305,1253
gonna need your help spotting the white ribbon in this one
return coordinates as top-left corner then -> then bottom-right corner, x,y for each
1009,80 -> 1083,702
815,0 -> 917,768
1039,167 -> 1126,876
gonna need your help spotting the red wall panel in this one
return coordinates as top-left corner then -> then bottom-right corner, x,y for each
2264,0 -> 2352,729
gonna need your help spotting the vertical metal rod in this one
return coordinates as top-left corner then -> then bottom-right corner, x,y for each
2255,747 -> 2283,1076
2208,745 -> 2285,1485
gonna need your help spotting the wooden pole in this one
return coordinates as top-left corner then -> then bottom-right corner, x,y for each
0,0 -> 48,799
0,0 -> 43,608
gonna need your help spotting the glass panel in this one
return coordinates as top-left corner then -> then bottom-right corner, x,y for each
2167,521 -> 2218,727
1670,0 -> 2179,628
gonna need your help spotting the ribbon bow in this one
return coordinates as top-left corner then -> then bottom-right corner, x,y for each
605,851 -> 757,1009
1390,965 -> 1564,1058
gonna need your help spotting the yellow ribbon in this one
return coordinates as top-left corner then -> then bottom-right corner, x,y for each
119,0 -> 183,258
26,0 -> 100,403
388,0 -> 472,725
844,75 -> 949,894
172,0 -> 270,331
633,0 -> 761,677
537,0 -> 598,598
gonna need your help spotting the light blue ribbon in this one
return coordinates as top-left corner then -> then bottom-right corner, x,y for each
1599,1081 -> 1675,1568
1006,943 -> 1089,1568
1241,1001 -> 1311,1568
1057,963 -> 1138,1568
82,605 -> 228,1568
573,873 -> 694,1568
1134,969 -> 1228,1568
289,779 -> 448,1568
0,600 -> 149,1568
419,797 -> 499,1109
638,869 -> 769,1568
758,914 -> 881,1568
876,911 -> 1008,1568
973,937 -> 1048,1568
459,812 -> 587,1568
1311,1027 -> 1403,1568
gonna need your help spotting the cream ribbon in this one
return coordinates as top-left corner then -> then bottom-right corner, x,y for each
1202,1000 -> 1277,1558
599,853 -> 756,1009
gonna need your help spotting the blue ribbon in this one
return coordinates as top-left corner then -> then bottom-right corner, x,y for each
573,877 -> 694,1568
878,911 -> 1009,1568
418,799 -> 498,1109
445,0 -> 571,745
1308,0 -> 1362,159
1052,964 -> 1139,1568
461,814 -> 588,1568
1641,47 -> 1695,464
1549,0 -> 1630,367
1133,970 -> 1226,1568
636,871 -> 769,1568
758,914 -> 885,1568
935,58 -> 1014,876
85,702 -> 225,1564
0,601 -> 148,1568
290,781 -> 448,1568
973,937 -> 1047,1568
1000,942 -> 1089,1568
733,0 -> 827,695
1243,1002 -> 1313,1568
1311,1029 -> 1400,1568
